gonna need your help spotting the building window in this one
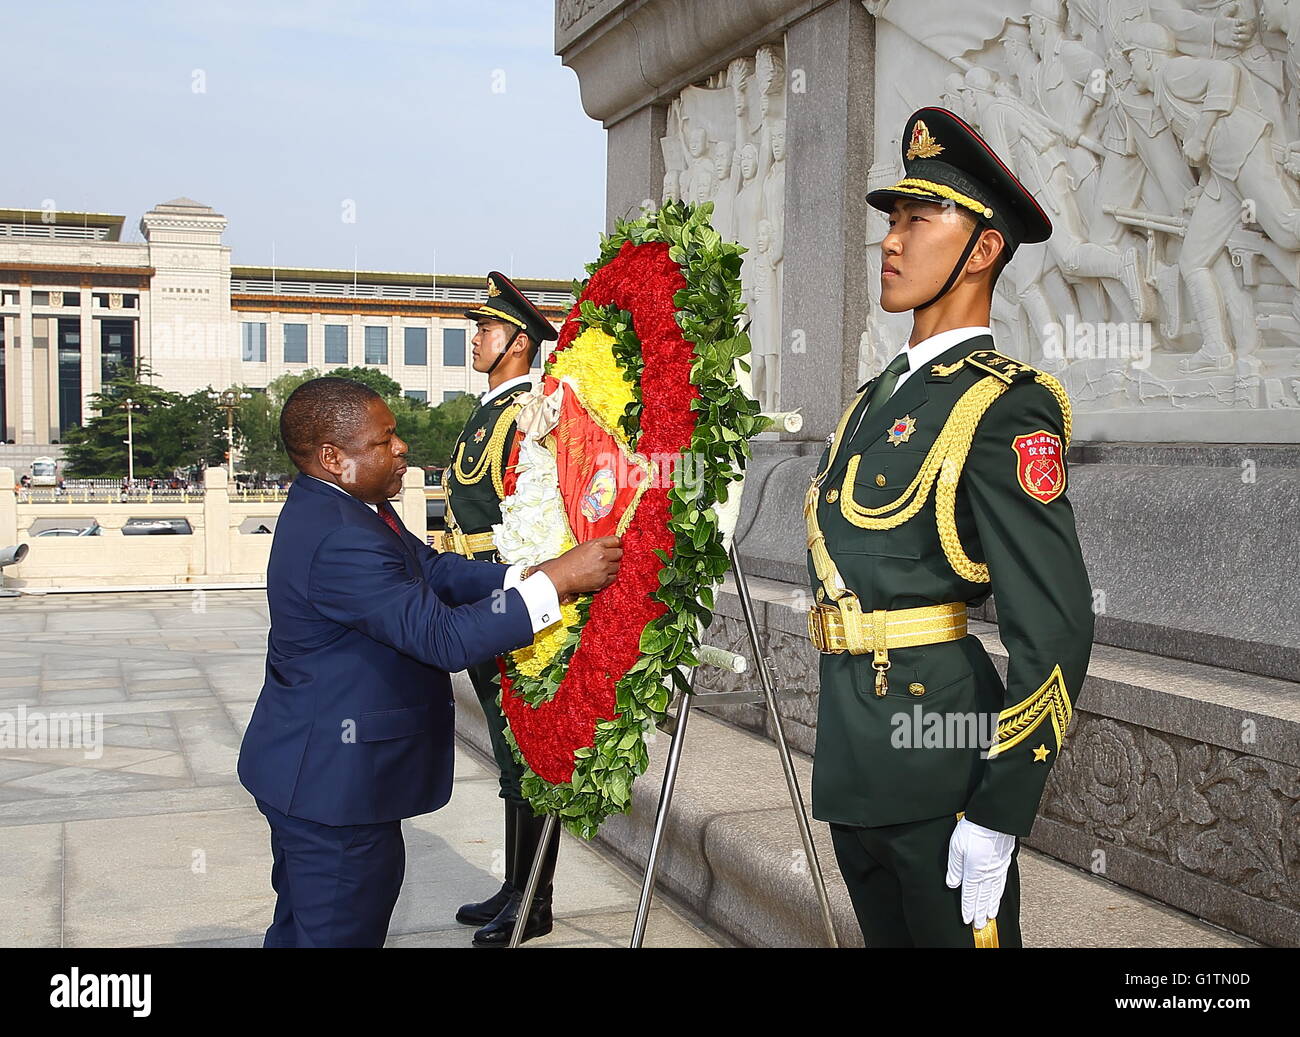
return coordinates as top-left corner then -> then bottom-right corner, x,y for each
405,389 -> 428,403
324,324 -> 348,365
443,327 -> 466,366
364,326 -> 388,365
404,326 -> 428,366
57,318 -> 81,434
443,390 -> 467,403
283,323 -> 308,364
241,322 -> 268,363
101,320 -> 135,383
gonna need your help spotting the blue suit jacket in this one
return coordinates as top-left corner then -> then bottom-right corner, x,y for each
237,474 -> 535,826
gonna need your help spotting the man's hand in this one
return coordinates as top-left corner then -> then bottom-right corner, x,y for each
945,817 -> 1015,929
537,536 -> 623,602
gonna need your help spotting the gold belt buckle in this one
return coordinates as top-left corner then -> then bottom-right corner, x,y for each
807,605 -> 842,654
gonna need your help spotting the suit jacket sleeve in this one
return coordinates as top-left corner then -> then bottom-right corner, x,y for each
413,537 -> 511,606
959,380 -> 1094,837
309,525 -> 534,672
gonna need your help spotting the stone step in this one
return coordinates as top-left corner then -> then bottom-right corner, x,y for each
451,671 -> 1253,948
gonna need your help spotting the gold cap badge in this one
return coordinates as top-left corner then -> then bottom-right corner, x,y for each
906,120 -> 944,160
487,278 -> 501,297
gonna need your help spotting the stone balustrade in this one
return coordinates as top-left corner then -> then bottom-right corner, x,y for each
0,466 -> 430,589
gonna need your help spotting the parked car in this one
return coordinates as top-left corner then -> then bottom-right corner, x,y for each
34,523 -> 102,538
122,518 -> 193,536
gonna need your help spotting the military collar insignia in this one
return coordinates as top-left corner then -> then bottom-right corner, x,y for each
906,120 -> 944,160
930,358 -> 966,378
472,426 -> 487,443
886,414 -> 917,446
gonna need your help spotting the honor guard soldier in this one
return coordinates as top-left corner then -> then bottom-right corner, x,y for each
806,107 -> 1094,947
447,271 -> 561,946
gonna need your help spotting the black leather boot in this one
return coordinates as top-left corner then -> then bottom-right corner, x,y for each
472,804 -> 559,947
455,799 -> 517,925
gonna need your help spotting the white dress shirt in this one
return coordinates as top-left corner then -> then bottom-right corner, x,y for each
480,374 -> 532,407
885,326 -> 991,400
306,474 -> 561,633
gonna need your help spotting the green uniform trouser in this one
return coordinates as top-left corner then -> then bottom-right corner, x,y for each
468,659 -> 525,803
830,813 -> 1022,948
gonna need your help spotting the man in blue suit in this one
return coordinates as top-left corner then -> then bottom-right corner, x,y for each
238,377 -> 621,947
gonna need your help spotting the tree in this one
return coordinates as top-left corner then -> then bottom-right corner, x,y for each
323,366 -> 402,399
423,393 -> 478,468
62,366 -> 226,477
224,367 -> 478,478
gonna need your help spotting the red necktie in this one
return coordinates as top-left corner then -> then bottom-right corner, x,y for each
378,502 -> 405,538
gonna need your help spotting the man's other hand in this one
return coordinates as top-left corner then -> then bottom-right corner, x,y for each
538,536 -> 623,601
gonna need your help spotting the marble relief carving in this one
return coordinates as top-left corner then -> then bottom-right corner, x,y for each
1043,713 -> 1300,906
660,43 -> 787,413
863,0 -> 1300,419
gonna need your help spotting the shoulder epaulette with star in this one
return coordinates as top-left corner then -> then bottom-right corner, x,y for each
961,349 -> 1039,384
927,348 -> 1041,384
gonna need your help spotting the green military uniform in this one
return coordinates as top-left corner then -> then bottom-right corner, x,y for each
450,270 -> 563,946
444,378 -> 533,800
806,107 -> 1094,947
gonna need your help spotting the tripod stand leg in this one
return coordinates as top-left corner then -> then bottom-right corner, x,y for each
729,543 -> 839,947
629,680 -> 694,948
508,813 -> 558,949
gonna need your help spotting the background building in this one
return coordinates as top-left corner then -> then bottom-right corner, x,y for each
0,197 -> 570,456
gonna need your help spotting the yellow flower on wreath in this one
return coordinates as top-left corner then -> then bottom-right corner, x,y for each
511,531 -> 582,678
549,327 -> 635,445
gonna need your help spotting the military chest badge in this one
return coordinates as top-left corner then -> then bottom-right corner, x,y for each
472,426 -> 487,444
886,414 -> 917,446
1012,430 -> 1065,503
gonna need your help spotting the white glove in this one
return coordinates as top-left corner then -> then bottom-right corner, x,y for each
945,817 -> 1015,929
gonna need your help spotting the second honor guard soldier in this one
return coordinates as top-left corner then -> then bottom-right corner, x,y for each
806,108 -> 1094,946
447,272 -> 561,946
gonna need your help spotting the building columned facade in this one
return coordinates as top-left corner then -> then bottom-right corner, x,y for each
0,197 -> 569,447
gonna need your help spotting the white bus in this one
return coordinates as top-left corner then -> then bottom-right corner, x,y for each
29,456 -> 58,487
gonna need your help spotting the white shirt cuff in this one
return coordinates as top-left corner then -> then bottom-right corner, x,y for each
503,564 -> 561,633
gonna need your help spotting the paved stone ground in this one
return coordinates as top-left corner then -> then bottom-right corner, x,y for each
0,589 -> 1253,949
0,590 -> 724,948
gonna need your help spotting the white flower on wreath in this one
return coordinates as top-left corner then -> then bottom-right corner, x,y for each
493,435 -> 569,566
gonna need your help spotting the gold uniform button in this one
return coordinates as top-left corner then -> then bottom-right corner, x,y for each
825,489 -> 839,503
875,473 -> 887,487
908,682 -> 926,696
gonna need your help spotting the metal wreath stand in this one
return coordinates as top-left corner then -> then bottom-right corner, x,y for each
509,410 -> 839,949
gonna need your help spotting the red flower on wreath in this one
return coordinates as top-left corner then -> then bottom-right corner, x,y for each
498,241 -> 698,784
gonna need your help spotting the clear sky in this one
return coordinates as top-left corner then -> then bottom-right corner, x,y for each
2,1 -> 607,281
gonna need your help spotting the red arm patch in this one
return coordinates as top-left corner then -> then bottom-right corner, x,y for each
1011,431 -> 1065,503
